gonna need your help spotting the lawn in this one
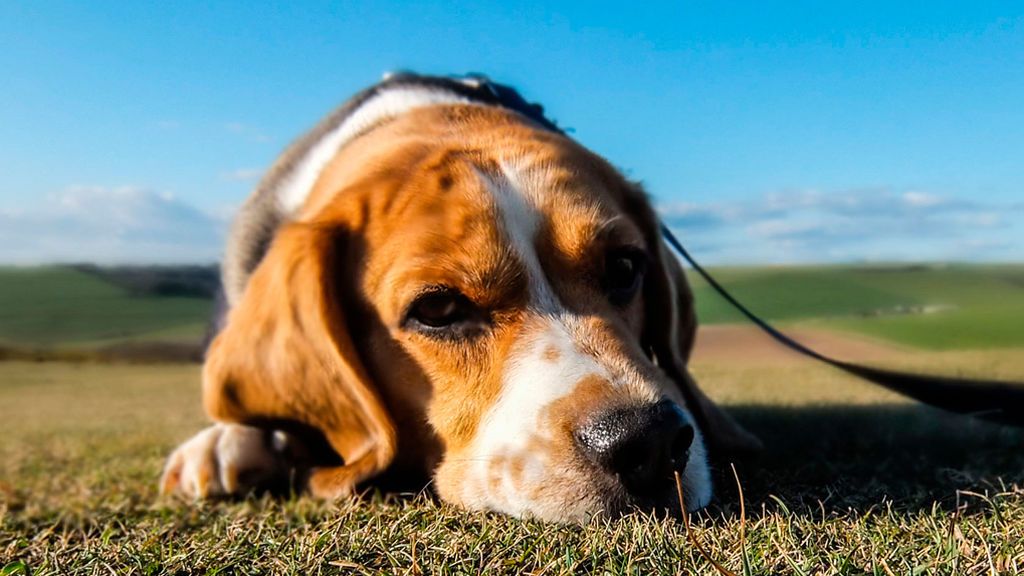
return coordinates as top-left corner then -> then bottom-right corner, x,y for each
2,345 -> 1023,574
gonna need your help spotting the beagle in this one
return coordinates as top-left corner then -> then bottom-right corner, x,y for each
160,73 -> 758,521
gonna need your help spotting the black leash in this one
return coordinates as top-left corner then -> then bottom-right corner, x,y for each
660,224 -> 1024,427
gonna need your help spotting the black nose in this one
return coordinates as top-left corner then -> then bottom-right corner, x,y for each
575,400 -> 694,497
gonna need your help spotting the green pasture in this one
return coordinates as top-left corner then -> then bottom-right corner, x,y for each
690,264 -> 1024,349
0,266 -> 211,349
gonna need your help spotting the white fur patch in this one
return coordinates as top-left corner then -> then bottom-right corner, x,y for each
475,165 -> 559,312
275,87 -> 475,214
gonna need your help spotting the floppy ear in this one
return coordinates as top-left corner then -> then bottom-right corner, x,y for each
202,221 -> 397,497
632,196 -> 762,458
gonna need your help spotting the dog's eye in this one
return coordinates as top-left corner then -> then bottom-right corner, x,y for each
604,249 -> 647,306
404,288 -> 485,337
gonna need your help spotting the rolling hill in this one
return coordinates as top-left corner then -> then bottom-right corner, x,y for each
688,263 -> 1024,349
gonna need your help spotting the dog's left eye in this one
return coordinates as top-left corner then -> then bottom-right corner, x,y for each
604,249 -> 647,306
404,288 -> 486,337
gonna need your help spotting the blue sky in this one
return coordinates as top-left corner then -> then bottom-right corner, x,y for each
1,1 -> 1021,264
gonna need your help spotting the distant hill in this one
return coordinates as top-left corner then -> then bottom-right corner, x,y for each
689,263 -> 1024,349
0,263 -> 1021,362
70,264 -> 221,299
0,265 -> 216,361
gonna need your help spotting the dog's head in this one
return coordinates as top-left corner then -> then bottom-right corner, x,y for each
204,101 -> 757,521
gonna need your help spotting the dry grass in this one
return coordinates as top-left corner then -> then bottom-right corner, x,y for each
2,348 -> 1024,575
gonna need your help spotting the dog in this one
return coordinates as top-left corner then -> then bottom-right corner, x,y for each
160,73 -> 759,522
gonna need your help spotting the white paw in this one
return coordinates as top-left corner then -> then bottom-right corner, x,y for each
160,423 -> 298,499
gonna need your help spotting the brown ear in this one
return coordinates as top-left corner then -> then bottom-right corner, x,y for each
203,222 -> 396,497
633,197 -> 762,458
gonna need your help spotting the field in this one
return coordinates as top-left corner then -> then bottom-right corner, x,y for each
2,264 -> 1023,574
689,264 -> 1024,350
0,266 -> 215,361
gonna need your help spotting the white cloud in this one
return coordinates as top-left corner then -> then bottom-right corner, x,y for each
660,188 -> 1023,264
220,168 -> 263,182
3,185 -> 1016,266
0,186 -> 227,264
901,190 -> 942,208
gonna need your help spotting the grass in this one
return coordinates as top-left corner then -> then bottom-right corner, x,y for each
2,350 -> 1023,574
690,263 -> 1024,349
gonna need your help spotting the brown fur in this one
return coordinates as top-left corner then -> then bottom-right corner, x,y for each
165,102 -> 758,506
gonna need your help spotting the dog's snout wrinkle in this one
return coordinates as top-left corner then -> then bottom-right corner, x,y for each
575,399 -> 693,497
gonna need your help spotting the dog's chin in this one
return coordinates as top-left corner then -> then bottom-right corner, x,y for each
590,442 -> 715,521
449,465 -> 713,523
505,481 -> 710,523
614,482 -> 709,520
597,469 -> 715,521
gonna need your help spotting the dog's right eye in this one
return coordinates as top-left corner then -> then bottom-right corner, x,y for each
403,288 -> 486,337
603,248 -> 647,307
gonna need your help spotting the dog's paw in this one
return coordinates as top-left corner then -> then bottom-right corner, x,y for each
159,423 -> 299,499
